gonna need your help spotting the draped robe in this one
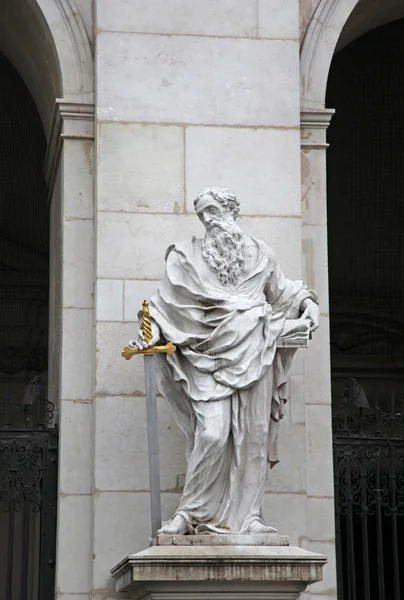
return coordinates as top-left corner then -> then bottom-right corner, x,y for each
150,235 -> 317,533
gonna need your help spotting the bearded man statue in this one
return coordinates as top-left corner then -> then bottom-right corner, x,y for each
130,187 -> 319,536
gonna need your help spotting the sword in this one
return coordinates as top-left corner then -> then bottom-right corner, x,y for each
121,300 -> 176,540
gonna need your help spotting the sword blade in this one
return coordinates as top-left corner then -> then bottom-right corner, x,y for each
143,354 -> 162,539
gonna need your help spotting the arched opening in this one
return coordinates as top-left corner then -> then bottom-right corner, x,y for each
0,52 -> 58,600
327,17 -> 404,600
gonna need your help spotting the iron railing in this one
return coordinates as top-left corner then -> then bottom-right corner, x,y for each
333,379 -> 404,600
0,379 -> 58,600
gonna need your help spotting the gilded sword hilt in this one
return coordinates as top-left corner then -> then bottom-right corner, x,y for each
121,300 -> 176,360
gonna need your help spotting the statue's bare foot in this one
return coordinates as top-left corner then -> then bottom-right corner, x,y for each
247,520 -> 278,534
157,514 -> 188,535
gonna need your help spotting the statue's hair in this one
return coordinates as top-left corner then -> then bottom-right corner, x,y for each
194,187 -> 240,219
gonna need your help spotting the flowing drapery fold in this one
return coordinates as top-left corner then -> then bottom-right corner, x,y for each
150,237 -> 316,532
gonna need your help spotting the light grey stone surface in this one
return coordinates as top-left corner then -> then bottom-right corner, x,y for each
94,396 -> 186,491
303,224 -> 329,313
98,123 -> 184,213
185,127 -> 301,216
63,219 -> 94,309
59,400 -> 92,495
111,544 -> 327,597
97,33 -> 299,126
124,280 -> 159,322
303,315 -> 332,405
154,533 -> 290,546
258,0 -> 299,39
263,493 -> 308,547
307,497 -> 336,542
97,213 -> 303,280
96,279 -> 124,322
97,0 -> 258,37
306,541 -> 337,597
57,495 -> 92,594
93,492 -> 181,590
60,308 -> 94,400
306,404 -> 334,498
63,142 -> 94,219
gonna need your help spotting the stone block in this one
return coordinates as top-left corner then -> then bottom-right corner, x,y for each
97,33 -> 299,127
96,321 -> 145,395
301,148 -> 328,226
124,280 -> 159,322
97,123 -> 184,213
303,315 -> 332,405
97,0 -> 258,37
241,216 -> 302,278
60,308 -> 94,400
93,491 -> 181,590
263,492 -> 307,546
258,0 -> 299,39
94,396 -> 186,491
154,533 -> 289,546
97,212 -> 201,280
307,497 -> 336,542
63,218 -> 94,309
289,373 -> 306,425
97,212 -> 302,280
303,224 -> 329,313
305,404 -> 334,498
186,127 -> 301,216
96,279 -> 124,321
266,422 -> 307,493
307,541 -> 337,597
63,141 -> 93,219
59,401 -> 92,494
56,495 -> 92,594
57,596 -> 90,600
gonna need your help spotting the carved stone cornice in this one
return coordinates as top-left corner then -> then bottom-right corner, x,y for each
300,108 -> 335,149
44,99 -> 95,196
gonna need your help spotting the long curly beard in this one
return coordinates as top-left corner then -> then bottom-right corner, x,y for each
202,221 -> 246,286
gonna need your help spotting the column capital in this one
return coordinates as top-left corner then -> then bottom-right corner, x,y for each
300,108 -> 335,149
44,99 -> 95,193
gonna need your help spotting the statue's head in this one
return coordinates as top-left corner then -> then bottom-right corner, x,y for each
193,188 -> 245,286
194,188 -> 240,230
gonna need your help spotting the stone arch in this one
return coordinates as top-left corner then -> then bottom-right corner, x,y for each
300,0 -> 359,109
0,0 -> 93,136
301,0 -> 404,109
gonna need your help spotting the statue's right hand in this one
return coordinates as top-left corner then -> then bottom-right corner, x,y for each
128,331 -> 147,350
128,321 -> 161,350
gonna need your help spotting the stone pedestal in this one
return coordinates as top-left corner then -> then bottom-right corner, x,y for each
111,535 -> 327,600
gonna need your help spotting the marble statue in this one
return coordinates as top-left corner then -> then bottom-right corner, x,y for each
130,187 -> 319,536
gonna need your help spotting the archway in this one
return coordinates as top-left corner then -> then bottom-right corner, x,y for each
0,52 -> 55,600
327,18 -> 404,600
0,2 -> 94,599
300,2 -> 404,599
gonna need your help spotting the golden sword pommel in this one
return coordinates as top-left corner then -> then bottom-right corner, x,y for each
121,300 -> 177,359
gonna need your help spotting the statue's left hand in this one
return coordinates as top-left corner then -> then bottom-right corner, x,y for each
300,300 -> 320,332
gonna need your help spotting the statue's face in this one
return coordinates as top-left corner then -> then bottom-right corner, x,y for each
196,195 -> 233,231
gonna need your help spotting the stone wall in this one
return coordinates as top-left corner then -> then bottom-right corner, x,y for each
92,2 -> 314,598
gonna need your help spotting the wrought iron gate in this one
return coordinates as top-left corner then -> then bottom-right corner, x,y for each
0,380 -> 58,600
333,380 -> 404,600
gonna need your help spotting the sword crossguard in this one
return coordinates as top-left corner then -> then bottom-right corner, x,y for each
122,300 -> 176,360
122,341 -> 177,360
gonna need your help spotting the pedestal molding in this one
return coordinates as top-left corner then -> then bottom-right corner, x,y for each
111,545 -> 327,596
